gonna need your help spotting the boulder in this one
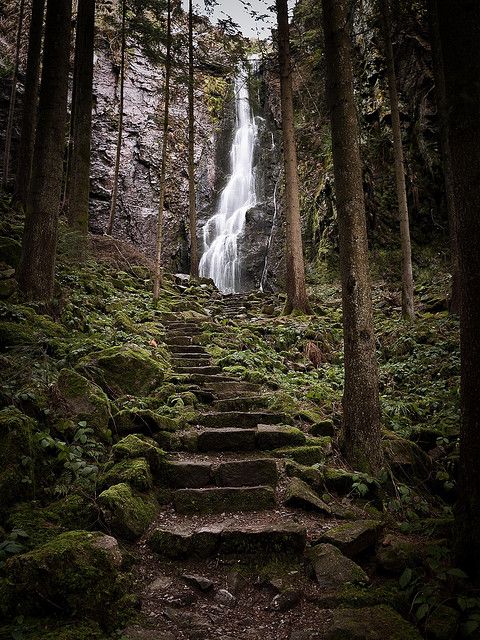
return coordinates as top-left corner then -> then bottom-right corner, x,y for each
383,432 -> 431,479
5,531 -> 127,625
112,435 -> 166,474
284,477 -> 332,515
78,344 -> 166,397
307,544 -> 369,588
319,520 -> 383,557
98,483 -> 157,540
113,408 -> 181,435
325,605 -> 422,639
100,457 -> 153,492
54,368 -> 112,441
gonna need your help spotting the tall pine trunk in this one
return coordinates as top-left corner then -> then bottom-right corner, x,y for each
275,0 -> 310,315
107,0 -> 126,236
188,0 -> 198,278
321,0 -> 383,474
66,0 -> 96,237
379,0 -> 415,320
17,0 -> 72,302
153,0 -> 172,300
2,0 -> 26,188
14,0 -> 45,208
437,0 -> 480,577
427,0 -> 460,315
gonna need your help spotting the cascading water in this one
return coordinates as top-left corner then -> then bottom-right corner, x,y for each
199,63 -> 258,293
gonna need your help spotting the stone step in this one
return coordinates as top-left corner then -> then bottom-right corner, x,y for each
172,357 -> 212,368
165,336 -> 197,346
168,344 -> 207,354
148,522 -> 307,559
172,485 -> 276,514
187,374 -> 239,385
212,395 -> 272,412
175,366 -> 222,375
171,350 -> 208,358
194,426 -> 305,452
166,458 -> 278,488
203,381 -> 262,399
197,411 -> 290,429
168,329 -> 204,338
165,323 -> 204,331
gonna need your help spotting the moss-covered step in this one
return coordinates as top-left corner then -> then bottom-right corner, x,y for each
215,458 -> 278,487
256,425 -> 306,449
148,522 -> 306,559
172,485 -> 276,514
324,605 -> 422,640
172,357 -> 212,368
271,440 -> 332,465
203,381 -> 262,398
187,373 -> 240,384
168,344 -> 208,354
212,395 -> 273,412
166,460 -> 213,488
318,520 -> 384,558
165,335 -> 195,346
196,428 -> 257,452
197,411 -> 291,429
175,365 -> 222,375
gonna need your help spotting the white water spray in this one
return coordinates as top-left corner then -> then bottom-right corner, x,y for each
199,64 -> 258,293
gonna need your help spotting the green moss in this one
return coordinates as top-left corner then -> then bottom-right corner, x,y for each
272,443 -> 330,465
78,344 -> 167,397
98,483 -> 157,540
100,457 -> 153,492
112,408 -> 181,435
5,531 -> 130,628
55,368 -> 112,441
112,434 -> 166,473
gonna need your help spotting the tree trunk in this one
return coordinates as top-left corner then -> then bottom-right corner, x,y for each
188,0 -> 198,278
379,0 -> 415,320
66,0 -> 96,239
2,0 -> 26,188
153,0 -> 172,300
275,0 -> 310,315
427,0 -> 460,315
437,0 -> 480,578
17,0 -> 72,302
321,0 -> 383,474
14,0 -> 45,209
107,0 -> 126,236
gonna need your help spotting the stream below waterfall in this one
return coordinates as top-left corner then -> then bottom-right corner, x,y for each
199,63 -> 258,293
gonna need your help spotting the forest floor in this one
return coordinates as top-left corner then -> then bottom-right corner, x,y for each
0,198 -> 474,640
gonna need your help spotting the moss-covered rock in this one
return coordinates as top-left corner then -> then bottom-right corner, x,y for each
272,443 -> 331,465
54,368 -> 112,441
0,236 -> 21,268
112,434 -> 166,474
112,408 -> 181,436
325,604 -> 422,639
307,543 -> 369,588
100,457 -> 153,492
0,406 -> 37,514
98,483 -> 157,540
284,477 -> 332,514
383,432 -> 431,479
319,520 -> 383,557
78,344 -> 166,397
4,531 -> 129,627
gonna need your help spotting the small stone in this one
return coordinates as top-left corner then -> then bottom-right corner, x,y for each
182,573 -> 214,592
148,576 -> 173,592
215,588 -> 237,607
270,589 -> 302,612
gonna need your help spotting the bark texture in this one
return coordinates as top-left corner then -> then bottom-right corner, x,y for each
275,0 -> 310,315
2,0 -> 26,187
188,0 -> 198,278
427,0 -> 460,315
14,0 -> 45,208
437,0 -> 480,577
380,0 -> 415,320
17,0 -> 72,302
321,0 -> 383,474
153,0 -> 172,300
107,0 -> 126,236
66,0 -> 96,236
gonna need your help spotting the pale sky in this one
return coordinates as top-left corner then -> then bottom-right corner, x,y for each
182,0 -> 294,39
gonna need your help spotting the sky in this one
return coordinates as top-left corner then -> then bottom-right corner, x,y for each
182,0 -> 284,39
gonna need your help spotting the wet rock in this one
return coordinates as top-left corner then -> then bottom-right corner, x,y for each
270,589 -> 302,612
307,544 -> 369,588
182,573 -> 214,592
319,520 -> 383,557
215,588 -> 237,607
325,605 -> 422,639
284,477 -> 332,515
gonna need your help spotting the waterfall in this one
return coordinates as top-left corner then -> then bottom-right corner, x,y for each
199,63 -> 258,293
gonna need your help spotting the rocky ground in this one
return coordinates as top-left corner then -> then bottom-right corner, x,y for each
0,199 -> 471,639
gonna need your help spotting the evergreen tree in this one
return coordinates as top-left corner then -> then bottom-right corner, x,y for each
17,0 -> 73,302
321,0 -> 383,474
275,0 -> 311,315
14,0 -> 45,209
437,0 -> 480,577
